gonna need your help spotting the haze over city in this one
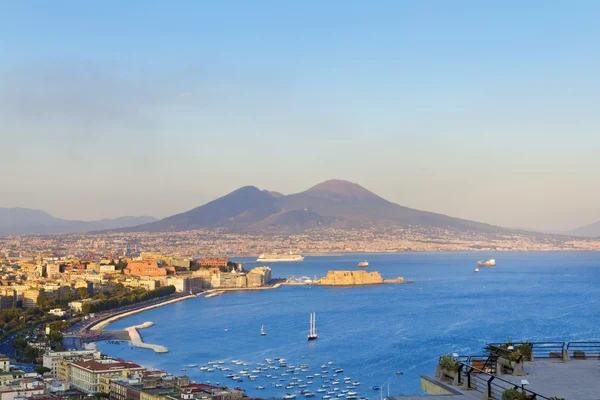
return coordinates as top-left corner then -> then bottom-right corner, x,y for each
2,1 -> 600,231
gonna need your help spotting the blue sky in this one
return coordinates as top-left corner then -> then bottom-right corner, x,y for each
1,1 -> 599,230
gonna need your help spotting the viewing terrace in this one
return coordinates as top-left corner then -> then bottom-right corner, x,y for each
393,341 -> 600,400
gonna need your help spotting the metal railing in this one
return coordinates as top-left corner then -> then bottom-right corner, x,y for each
458,363 -> 550,400
566,341 -> 600,358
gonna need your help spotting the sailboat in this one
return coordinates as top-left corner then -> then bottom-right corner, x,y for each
307,312 -> 318,341
260,325 -> 266,336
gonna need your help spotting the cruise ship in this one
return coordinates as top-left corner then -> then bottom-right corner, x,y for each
256,253 -> 305,262
477,258 -> 496,267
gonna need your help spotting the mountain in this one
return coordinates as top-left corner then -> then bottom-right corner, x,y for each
120,179 -> 502,233
0,208 -> 157,236
568,220 -> 600,238
123,186 -> 279,232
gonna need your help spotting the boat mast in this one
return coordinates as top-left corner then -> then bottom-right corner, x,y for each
309,313 -> 313,336
313,312 -> 316,334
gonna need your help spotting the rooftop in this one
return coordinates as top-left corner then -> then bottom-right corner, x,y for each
396,341 -> 600,400
71,359 -> 143,372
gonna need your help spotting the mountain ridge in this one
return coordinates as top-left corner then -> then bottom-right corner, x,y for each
0,208 -> 157,236
568,220 -> 600,238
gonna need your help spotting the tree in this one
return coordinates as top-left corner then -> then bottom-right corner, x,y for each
47,330 -> 63,346
76,287 -> 90,299
12,337 -> 27,350
23,345 -> 40,362
34,366 -> 51,375
37,291 -> 50,310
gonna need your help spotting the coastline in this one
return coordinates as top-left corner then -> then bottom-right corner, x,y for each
88,283 -> 284,332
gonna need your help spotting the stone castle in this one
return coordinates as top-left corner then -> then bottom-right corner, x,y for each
317,270 -> 404,286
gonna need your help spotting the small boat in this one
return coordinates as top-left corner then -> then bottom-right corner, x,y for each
358,260 -> 369,268
283,395 -> 296,400
304,393 -> 315,398
474,268 -> 480,273
352,382 -> 360,386
372,386 -> 380,391
261,324 -> 267,336
224,328 -> 228,332
180,368 -> 187,371
257,386 -> 265,390
308,312 -> 318,340
395,371 -> 403,375
323,396 -> 331,399
335,369 -> 344,373
275,384 -> 283,388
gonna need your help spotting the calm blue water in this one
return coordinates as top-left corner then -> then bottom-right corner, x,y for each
98,252 -> 600,398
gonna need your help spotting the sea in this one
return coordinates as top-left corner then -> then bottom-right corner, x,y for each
97,252 -> 600,398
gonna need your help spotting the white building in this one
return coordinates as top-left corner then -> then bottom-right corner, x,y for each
43,350 -> 101,378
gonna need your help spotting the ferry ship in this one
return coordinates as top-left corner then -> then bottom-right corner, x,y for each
257,253 -> 305,262
476,258 -> 496,267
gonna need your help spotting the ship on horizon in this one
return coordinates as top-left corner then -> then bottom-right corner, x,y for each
256,253 -> 305,262
477,258 -> 496,267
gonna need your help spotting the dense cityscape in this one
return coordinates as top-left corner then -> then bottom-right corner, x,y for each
2,227 -> 599,262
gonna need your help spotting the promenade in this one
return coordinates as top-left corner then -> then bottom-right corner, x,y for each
89,293 -> 198,331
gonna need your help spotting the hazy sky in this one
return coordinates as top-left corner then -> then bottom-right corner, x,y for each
1,1 -> 599,231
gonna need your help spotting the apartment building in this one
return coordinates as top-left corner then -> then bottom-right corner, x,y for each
70,359 -> 145,393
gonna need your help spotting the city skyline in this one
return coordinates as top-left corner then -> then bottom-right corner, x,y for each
2,1 -> 600,231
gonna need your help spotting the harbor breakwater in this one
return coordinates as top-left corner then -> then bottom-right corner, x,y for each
125,322 -> 169,353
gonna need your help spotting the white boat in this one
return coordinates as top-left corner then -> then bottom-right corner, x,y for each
308,312 -> 318,341
257,253 -> 305,262
261,325 -> 267,336
358,261 -> 369,268
283,395 -> 297,400
477,258 -> 496,267
474,268 -> 480,273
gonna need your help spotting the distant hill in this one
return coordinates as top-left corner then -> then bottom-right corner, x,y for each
0,208 -> 157,236
568,220 -> 600,238
119,179 -> 503,234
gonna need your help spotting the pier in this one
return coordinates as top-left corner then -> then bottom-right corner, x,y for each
125,322 -> 169,353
